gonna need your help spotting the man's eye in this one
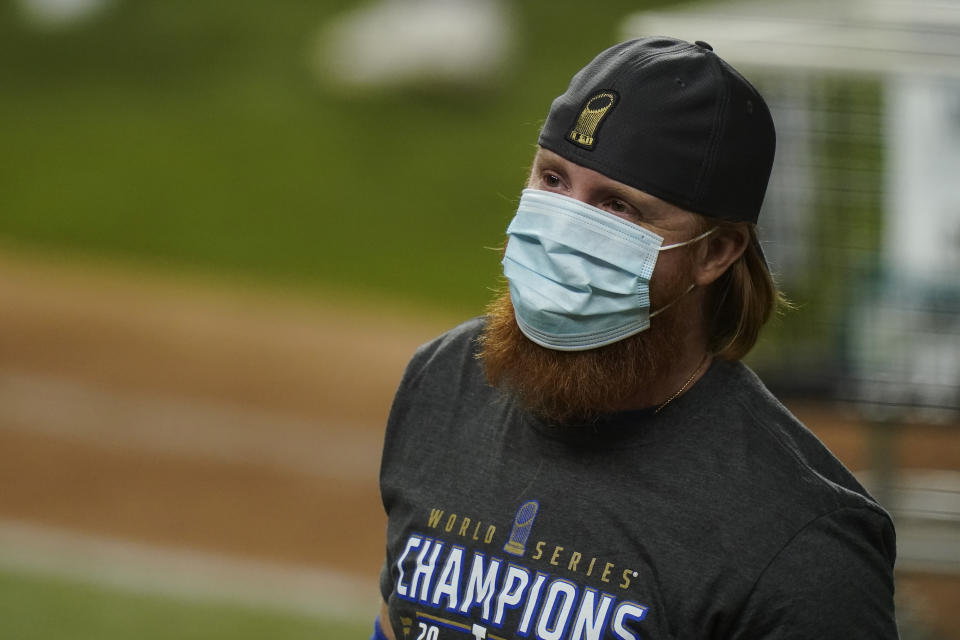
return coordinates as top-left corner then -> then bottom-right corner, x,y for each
542,173 -> 561,187
609,200 -> 628,213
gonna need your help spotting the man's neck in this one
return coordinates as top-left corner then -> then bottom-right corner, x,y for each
614,345 -> 712,412
614,296 -> 712,411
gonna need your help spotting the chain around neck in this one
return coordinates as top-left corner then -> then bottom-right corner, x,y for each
655,352 -> 710,415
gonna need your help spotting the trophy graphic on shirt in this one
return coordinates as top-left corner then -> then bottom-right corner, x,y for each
503,500 -> 540,557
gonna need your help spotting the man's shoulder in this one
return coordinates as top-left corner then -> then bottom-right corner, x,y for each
410,316 -> 486,363
398,316 -> 487,388
429,316 -> 487,349
706,360 -> 811,438
707,360 -> 885,513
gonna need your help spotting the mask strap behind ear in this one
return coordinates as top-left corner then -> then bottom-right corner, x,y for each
659,227 -> 716,251
650,283 -> 696,318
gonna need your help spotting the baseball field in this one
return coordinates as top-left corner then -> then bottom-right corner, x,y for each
2,1 -> 958,638
2,250 -> 958,638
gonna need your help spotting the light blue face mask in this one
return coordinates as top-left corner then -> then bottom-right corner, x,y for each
502,188 -> 715,351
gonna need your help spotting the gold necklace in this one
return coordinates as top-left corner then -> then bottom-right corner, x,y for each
655,353 -> 710,414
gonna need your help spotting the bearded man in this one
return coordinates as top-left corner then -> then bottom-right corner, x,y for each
373,38 -> 898,639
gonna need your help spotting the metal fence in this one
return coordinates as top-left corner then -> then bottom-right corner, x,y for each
624,1 -> 960,636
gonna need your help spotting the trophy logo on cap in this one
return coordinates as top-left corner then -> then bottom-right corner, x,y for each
568,91 -> 618,149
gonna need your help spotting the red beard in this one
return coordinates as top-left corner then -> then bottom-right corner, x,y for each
477,276 -> 691,424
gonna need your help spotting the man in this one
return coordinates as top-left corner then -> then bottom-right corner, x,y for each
374,37 -> 898,639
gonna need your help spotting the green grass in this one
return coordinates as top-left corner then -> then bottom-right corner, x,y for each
0,567 -> 370,640
1,0 -> 884,378
0,0 -> 676,316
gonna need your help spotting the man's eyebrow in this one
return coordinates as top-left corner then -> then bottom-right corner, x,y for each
531,155 -> 559,172
603,183 -> 637,200
604,183 -> 659,210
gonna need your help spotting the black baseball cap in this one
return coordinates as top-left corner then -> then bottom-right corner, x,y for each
539,37 -> 776,224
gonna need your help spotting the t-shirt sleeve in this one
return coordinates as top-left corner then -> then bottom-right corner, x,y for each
378,347 -> 427,604
379,557 -> 392,604
376,322 -> 474,605
730,506 -> 898,639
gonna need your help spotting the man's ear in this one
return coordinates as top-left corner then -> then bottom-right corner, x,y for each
692,224 -> 749,287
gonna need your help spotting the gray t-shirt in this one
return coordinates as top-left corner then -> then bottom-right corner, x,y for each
379,318 -> 898,639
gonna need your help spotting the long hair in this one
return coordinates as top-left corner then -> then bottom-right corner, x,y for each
704,221 -> 789,361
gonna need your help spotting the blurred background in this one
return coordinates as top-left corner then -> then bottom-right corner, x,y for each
0,0 -> 957,638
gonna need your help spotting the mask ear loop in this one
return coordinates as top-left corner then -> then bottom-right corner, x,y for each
650,283 -> 695,318
658,226 -> 716,252
648,226 -> 717,318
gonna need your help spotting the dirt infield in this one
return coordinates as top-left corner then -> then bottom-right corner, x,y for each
1,250 -> 957,636
0,251 -> 454,583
